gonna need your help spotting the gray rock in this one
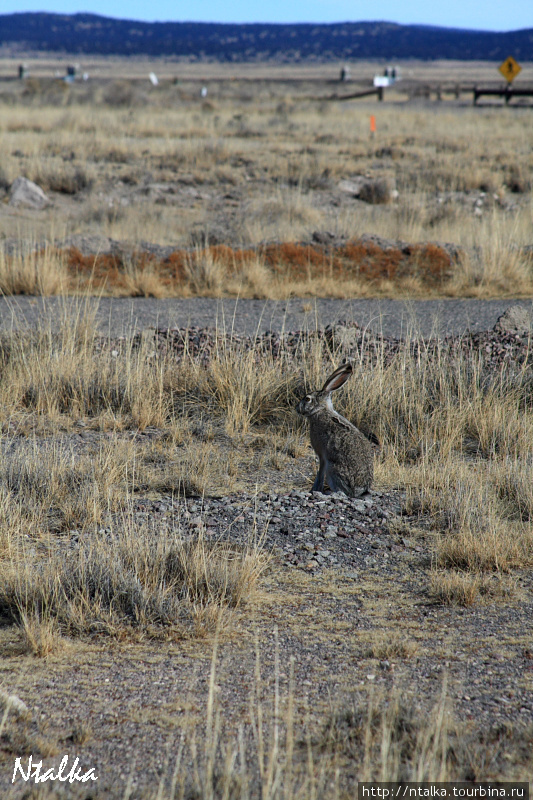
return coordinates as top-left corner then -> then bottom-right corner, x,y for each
494,305 -> 532,333
0,690 -> 28,716
57,234 -> 119,256
311,230 -> 337,245
9,176 -> 50,210
338,177 -> 366,195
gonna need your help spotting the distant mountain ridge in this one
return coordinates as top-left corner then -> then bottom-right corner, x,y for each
0,13 -> 532,61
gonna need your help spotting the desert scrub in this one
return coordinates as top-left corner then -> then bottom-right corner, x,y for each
0,315 -> 173,430
0,304 -> 533,611
0,438 -> 132,533
0,521 -> 270,642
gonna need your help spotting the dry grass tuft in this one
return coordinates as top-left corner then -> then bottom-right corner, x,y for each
0,313 -> 172,431
318,690 -> 452,781
0,246 -> 68,295
406,462 -> 533,573
428,570 -> 516,606
0,440 -> 131,533
0,524 -> 269,642
492,458 -> 533,521
19,610 -> 65,658
364,632 -> 418,660
183,247 -> 226,294
201,346 -> 302,436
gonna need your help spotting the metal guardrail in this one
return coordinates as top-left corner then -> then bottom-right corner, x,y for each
329,81 -> 533,105
473,85 -> 533,105
335,86 -> 384,101
327,86 -> 384,102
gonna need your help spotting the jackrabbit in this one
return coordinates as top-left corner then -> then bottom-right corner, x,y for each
296,363 -> 373,496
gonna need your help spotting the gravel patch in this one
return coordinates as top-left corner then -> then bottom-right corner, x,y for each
93,314 -> 533,373
112,489 -> 407,577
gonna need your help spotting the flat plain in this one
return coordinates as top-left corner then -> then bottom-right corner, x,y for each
0,59 -> 532,799
0,58 -> 532,298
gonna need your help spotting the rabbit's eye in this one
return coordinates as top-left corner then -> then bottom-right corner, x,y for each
305,395 -> 312,402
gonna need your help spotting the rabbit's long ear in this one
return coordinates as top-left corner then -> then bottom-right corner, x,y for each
321,363 -> 353,393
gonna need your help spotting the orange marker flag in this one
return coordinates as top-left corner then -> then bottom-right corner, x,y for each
370,115 -> 376,134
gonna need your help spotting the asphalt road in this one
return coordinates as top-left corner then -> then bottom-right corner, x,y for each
0,296 -> 531,339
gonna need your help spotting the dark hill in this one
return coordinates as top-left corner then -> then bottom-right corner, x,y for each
0,13 -> 532,61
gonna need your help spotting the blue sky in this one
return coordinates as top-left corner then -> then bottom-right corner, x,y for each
2,0 -> 531,32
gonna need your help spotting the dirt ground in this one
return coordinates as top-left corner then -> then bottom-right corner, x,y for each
2,488 -> 533,797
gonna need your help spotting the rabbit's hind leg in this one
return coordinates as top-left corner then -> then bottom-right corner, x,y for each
325,466 -> 352,497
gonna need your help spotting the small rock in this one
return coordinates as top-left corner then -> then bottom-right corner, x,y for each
312,230 -> 336,245
0,691 -> 29,716
9,176 -> 50,210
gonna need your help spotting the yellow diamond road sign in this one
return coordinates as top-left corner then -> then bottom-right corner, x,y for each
499,56 -> 522,83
